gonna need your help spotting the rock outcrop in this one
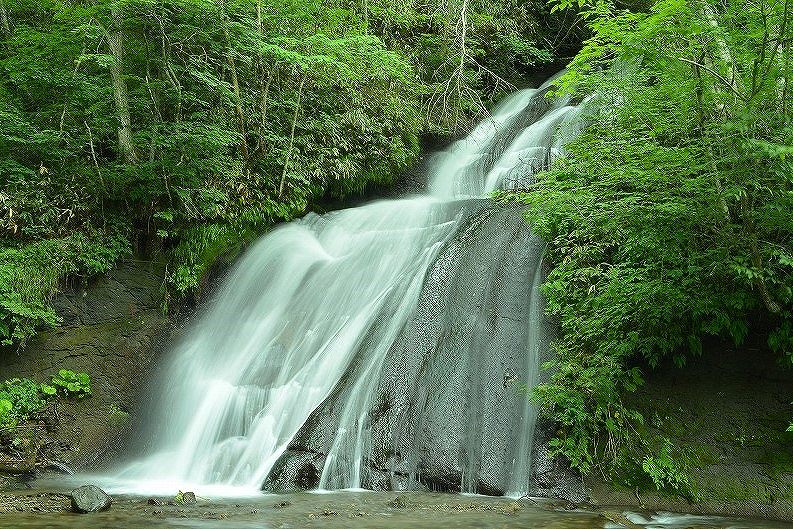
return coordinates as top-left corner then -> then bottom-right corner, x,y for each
264,202 -> 582,499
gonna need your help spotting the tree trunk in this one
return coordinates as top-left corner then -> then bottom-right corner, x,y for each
0,0 -> 10,39
279,74 -> 306,198
107,5 -> 137,164
257,72 -> 272,155
701,1 -> 740,98
256,0 -> 271,156
221,0 -> 249,162
226,46 -> 249,162
158,14 -> 182,122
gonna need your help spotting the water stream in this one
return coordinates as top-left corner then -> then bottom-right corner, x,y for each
104,80 -> 583,497
7,482 -> 793,529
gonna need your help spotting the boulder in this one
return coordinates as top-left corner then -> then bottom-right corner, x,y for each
262,450 -> 324,492
70,484 -> 111,513
181,491 -> 196,505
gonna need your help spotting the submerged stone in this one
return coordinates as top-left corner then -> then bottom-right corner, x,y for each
387,496 -> 408,508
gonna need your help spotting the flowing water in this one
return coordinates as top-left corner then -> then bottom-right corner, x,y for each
99,78 -> 584,498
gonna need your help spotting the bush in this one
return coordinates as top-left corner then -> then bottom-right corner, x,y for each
0,378 -> 48,429
640,439 -> 693,496
0,370 -> 92,432
511,0 -> 793,477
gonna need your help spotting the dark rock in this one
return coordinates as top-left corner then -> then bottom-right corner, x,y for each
146,498 -> 162,505
70,484 -> 111,513
263,202 -> 582,500
262,450 -> 324,492
0,475 -> 32,492
181,491 -> 196,505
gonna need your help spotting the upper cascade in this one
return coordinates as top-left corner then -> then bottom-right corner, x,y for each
105,79 -> 584,497
430,76 -> 581,199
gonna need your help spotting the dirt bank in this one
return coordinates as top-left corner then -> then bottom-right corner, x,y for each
0,259 -> 176,471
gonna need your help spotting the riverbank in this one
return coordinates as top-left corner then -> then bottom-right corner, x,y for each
586,337 -> 793,522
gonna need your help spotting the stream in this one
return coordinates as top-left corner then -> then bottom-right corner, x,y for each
4,479 -> 793,529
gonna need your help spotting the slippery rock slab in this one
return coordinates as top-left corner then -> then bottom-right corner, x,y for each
264,202 -> 570,497
70,484 -> 111,513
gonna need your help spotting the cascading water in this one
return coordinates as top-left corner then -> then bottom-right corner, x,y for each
109,79 -> 585,497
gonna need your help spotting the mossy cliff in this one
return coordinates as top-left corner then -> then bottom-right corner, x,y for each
587,341 -> 793,520
0,260 -> 174,471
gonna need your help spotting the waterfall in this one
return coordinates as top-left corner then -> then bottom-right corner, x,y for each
110,79 -> 584,497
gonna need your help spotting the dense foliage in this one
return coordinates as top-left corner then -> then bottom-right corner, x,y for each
513,0 -> 793,484
0,0 -> 565,347
0,370 -> 90,431
0,378 -> 48,431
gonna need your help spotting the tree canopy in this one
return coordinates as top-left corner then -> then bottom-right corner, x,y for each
510,0 -> 793,489
0,0 -> 565,347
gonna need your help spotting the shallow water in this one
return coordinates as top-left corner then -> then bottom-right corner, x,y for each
4,486 -> 793,529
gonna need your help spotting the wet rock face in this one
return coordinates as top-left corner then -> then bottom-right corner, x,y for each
70,484 -> 111,513
0,260 -> 173,471
367,203 -> 544,496
264,202 -> 580,499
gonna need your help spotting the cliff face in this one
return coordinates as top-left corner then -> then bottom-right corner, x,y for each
0,260 -> 174,471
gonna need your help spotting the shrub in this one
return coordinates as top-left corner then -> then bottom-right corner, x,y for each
0,377 -> 48,429
50,370 -> 91,399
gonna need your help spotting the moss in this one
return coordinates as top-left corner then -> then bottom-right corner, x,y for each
170,224 -> 261,295
692,474 -> 778,503
777,482 -> 793,502
760,448 -> 793,479
38,304 -> 159,354
688,442 -> 721,467
107,405 -> 130,428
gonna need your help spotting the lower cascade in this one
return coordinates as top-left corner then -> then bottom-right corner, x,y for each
112,80 -> 585,498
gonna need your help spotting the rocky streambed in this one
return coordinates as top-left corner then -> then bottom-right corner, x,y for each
2,480 -> 793,529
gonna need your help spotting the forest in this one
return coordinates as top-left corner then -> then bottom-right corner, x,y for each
1,0 -> 793,524
0,0 -> 567,344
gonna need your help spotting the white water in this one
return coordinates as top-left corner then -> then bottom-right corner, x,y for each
106,80 -> 584,497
